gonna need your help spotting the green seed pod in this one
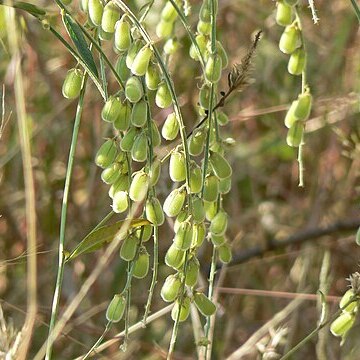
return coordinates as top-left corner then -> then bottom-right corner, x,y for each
156,82 -> 172,108
169,151 -> 186,182
162,112 -> 179,141
106,294 -> 126,322
284,100 -> 300,129
174,210 -> 188,233
197,20 -> 211,35
80,0 -> 89,12
161,1 -> 178,22
330,312 -> 356,338
125,76 -> 144,103
294,92 -> 312,121
210,210 -> 228,236
163,188 -> 186,217
150,120 -> 162,147
108,174 -> 130,199
120,126 -> 138,151
204,200 -> 217,221
279,24 -> 301,54
188,128 -> 206,156
189,164 -> 203,194
192,196 -> 206,223
149,158 -> 161,186
286,122 -> 304,147
62,68 -> 83,99
288,47 -> 306,75
145,63 -> 161,90
216,41 -> 229,69
126,40 -> 144,69
88,0 -> 103,27
211,233 -> 226,246
120,234 -> 138,261
101,162 -> 121,184
171,296 -> 191,322
95,139 -> 118,169
133,247 -> 150,279
101,1 -> 120,33
210,151 -> 232,179
219,177 -> 232,194
199,84 -> 211,109
164,38 -> 179,55
135,224 -> 153,242
173,220 -> 193,250
185,257 -> 200,287
101,96 -> 122,123
218,243 -> 232,263
113,101 -> 132,132
199,1 -> 211,22
217,111 -> 229,126
189,34 -> 207,61
194,292 -> 216,316
131,132 -> 148,162
203,175 -> 219,202
156,20 -> 174,39
114,17 -> 132,52
131,45 -> 153,76
131,100 -> 148,128
340,290 -> 358,314
146,197 -> 165,226
205,53 -> 222,83
112,190 -> 129,213
276,0 -> 293,27
115,54 -> 130,82
129,170 -> 149,202
161,274 -> 181,302
165,243 -> 186,269
191,222 -> 206,247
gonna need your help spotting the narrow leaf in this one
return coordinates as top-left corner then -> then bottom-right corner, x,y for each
0,1 -> 46,18
65,219 -> 150,262
62,13 -> 98,78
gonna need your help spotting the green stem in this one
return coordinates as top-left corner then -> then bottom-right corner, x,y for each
46,74 -> 88,360
98,34 -> 108,100
82,322 -> 112,360
349,0 -> 360,22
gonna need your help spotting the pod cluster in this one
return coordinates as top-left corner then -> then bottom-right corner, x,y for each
275,0 -> 312,147
330,289 -> 358,341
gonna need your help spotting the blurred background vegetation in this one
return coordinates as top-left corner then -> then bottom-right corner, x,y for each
0,0 -> 359,359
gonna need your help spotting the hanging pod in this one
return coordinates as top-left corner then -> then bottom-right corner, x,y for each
135,224 -> 153,242
209,151 -> 232,179
112,190 -> 129,213
95,139 -> 118,168
199,84 -> 211,109
194,292 -> 216,316
339,290 -> 358,314
125,76 -> 144,103
189,164 -> 203,194
205,53 -> 222,83
189,34 -> 207,61
165,243 -> 186,269
279,24 -> 301,54
210,210 -> 228,236
188,128 -> 206,156
164,38 -> 179,55
191,222 -> 206,248
204,200 -> 217,221
173,220 -> 194,250
161,0 -> 179,22
131,100 -> 148,128
161,274 -> 181,302
106,294 -> 126,322
149,158 -> 162,186
120,234 -> 138,261
145,63 -> 161,90
276,0 -> 293,27
163,188 -> 186,217
126,40 -> 144,69
156,19 -> 174,39
169,151 -> 186,182
129,170 -> 149,201
286,122 -> 304,147
145,197 -> 165,226
150,120 -> 162,147
211,233 -> 226,246
330,312 -> 356,338
192,196 -> 206,223
120,126 -> 138,151
171,297 -> 191,322
108,174 -> 130,199
156,82 -> 172,108
101,162 -> 121,184
288,47 -> 306,75
88,0 -> 104,27
101,1 -> 120,34
115,54 -> 130,82
113,100 -> 131,132
294,92 -> 312,120
174,210 -> 188,233
133,247 -> 150,279
62,68 -> 83,99
216,41 -> 229,69
217,111 -> 229,126
162,112 -> 179,140
131,45 -> 153,76
197,20 -> 211,36
203,175 -> 219,202
219,177 -> 232,194
185,256 -> 200,287
101,96 -> 123,123
218,243 -> 232,264
114,17 -> 132,52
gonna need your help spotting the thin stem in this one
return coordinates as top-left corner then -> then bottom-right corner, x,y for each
349,0 -> 360,22
98,34 -> 108,100
46,74 -> 88,360
82,322 -> 112,360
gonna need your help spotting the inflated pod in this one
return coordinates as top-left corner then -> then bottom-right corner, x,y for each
210,151 -> 232,179
156,19 -> 174,38
203,175 -> 219,202
101,96 -> 122,123
131,100 -> 148,128
161,274 -> 181,302
95,139 -> 118,168
191,222 -> 206,248
276,0 -> 293,27
133,247 -> 150,279
286,122 -> 304,147
150,120 -> 162,148
131,45 -> 153,76
173,220 -> 193,250
205,53 -> 222,83
88,0 -> 103,27
199,84 -> 211,109
217,111 -> 229,126
62,68 -> 83,99
165,243 -> 186,269
106,294 -> 126,322
218,243 -> 232,263
129,170 -> 149,201
145,197 -> 165,226
194,292 -> 216,316
162,112 -> 179,140
156,82 -> 172,108
204,200 -> 217,221
188,128 -> 206,156
171,297 -> 191,322
169,151 -> 186,182
149,158 -> 161,186
126,40 -> 144,69
131,131 -> 148,162
197,20 -> 211,35
146,63 -> 161,90
120,234 -> 138,261
330,312 -> 356,338
163,188 -> 186,217
288,47 -> 306,75
189,164 -> 203,194
115,54 -> 130,82
216,41 -> 229,69
114,17 -> 132,52
125,76 -> 144,103
192,196 -> 206,223
101,162 -> 121,184
120,126 -> 138,151
135,224 -> 153,242
189,34 -> 207,61
185,256 -> 200,287
279,24 -> 301,54
113,100 -> 132,132
112,191 -> 129,213
101,1 -> 120,34
161,1 -> 179,22
108,174 -> 130,199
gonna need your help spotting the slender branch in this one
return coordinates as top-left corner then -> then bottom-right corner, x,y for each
349,0 -> 360,22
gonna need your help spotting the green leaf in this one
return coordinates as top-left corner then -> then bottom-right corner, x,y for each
62,13 -> 98,78
65,219 -> 150,262
0,1 -> 46,18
